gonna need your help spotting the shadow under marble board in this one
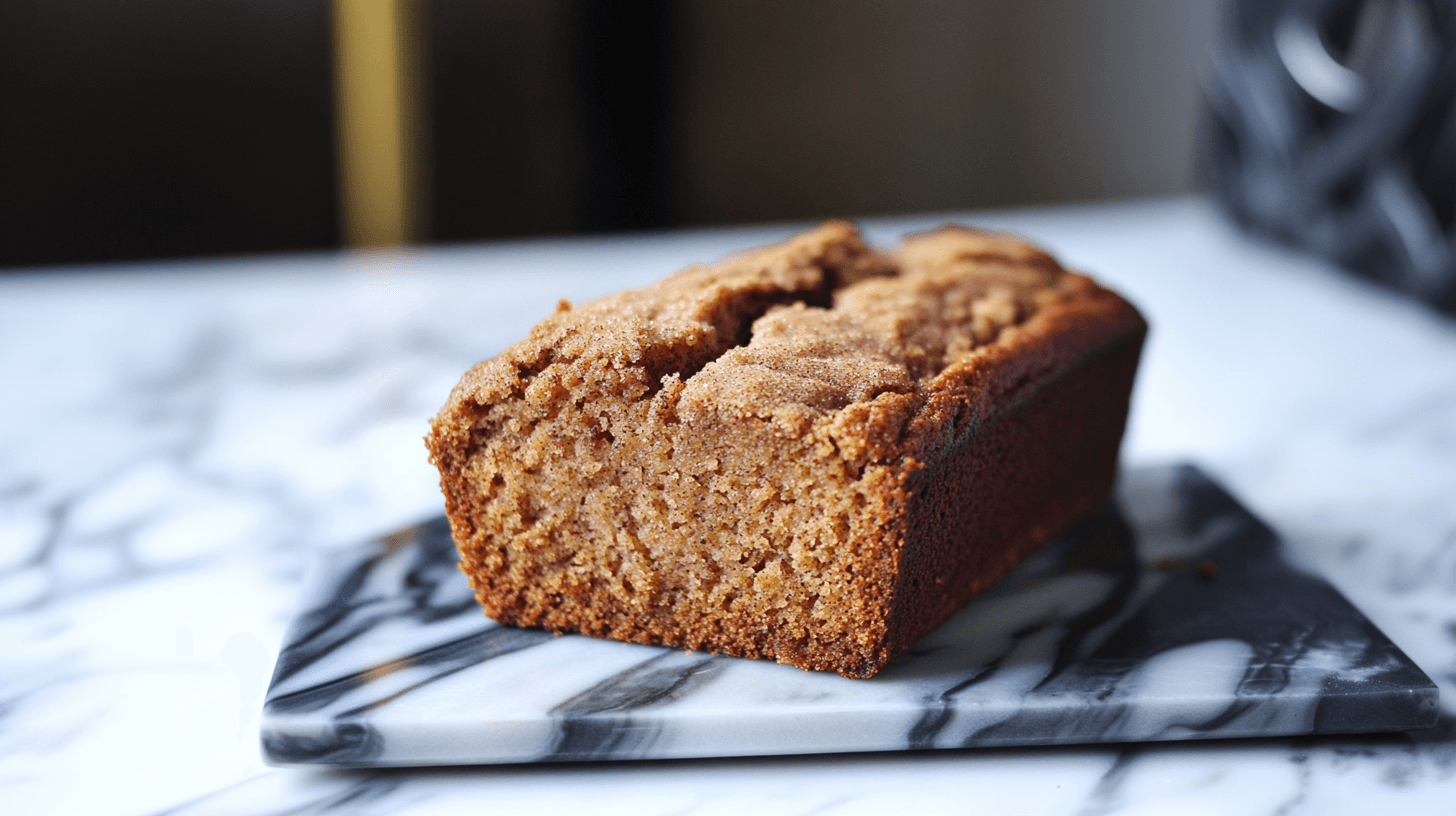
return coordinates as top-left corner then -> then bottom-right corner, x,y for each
261,465 -> 1438,767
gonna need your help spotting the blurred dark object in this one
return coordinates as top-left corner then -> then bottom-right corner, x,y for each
0,0 -> 337,268
427,0 -> 579,241
569,0 -> 678,232
428,0 -> 678,242
1207,0 -> 1456,312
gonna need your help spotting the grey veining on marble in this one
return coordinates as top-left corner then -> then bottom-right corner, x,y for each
8,197 -> 1456,814
260,465 -> 1437,766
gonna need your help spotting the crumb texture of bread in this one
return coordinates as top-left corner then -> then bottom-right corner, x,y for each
427,221 -> 1146,678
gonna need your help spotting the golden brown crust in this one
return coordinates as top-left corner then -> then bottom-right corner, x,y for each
426,221 -> 1146,677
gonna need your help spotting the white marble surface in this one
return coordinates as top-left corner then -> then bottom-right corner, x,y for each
5,196 -> 1456,814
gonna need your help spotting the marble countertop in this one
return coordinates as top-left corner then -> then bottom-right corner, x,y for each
5,196 -> 1456,814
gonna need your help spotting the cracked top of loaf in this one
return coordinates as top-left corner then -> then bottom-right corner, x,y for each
441,220 -> 1136,467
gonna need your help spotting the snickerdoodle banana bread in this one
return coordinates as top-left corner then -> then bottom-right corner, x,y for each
427,222 -> 1145,678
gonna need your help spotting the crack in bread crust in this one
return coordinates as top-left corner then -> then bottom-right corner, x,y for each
427,221 -> 1146,677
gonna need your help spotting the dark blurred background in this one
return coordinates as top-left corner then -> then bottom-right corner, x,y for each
0,0 -> 1224,269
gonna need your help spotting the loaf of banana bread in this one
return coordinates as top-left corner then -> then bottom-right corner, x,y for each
427,222 -> 1145,678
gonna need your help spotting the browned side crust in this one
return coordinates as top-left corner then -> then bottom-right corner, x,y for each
885,329 -> 1143,662
427,222 -> 1145,678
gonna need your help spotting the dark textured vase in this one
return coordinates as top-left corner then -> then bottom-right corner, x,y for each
1206,0 -> 1456,313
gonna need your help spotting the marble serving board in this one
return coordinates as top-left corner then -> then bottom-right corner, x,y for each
260,465 -> 1438,767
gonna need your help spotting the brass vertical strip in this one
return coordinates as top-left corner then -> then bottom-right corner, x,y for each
333,0 -> 422,246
